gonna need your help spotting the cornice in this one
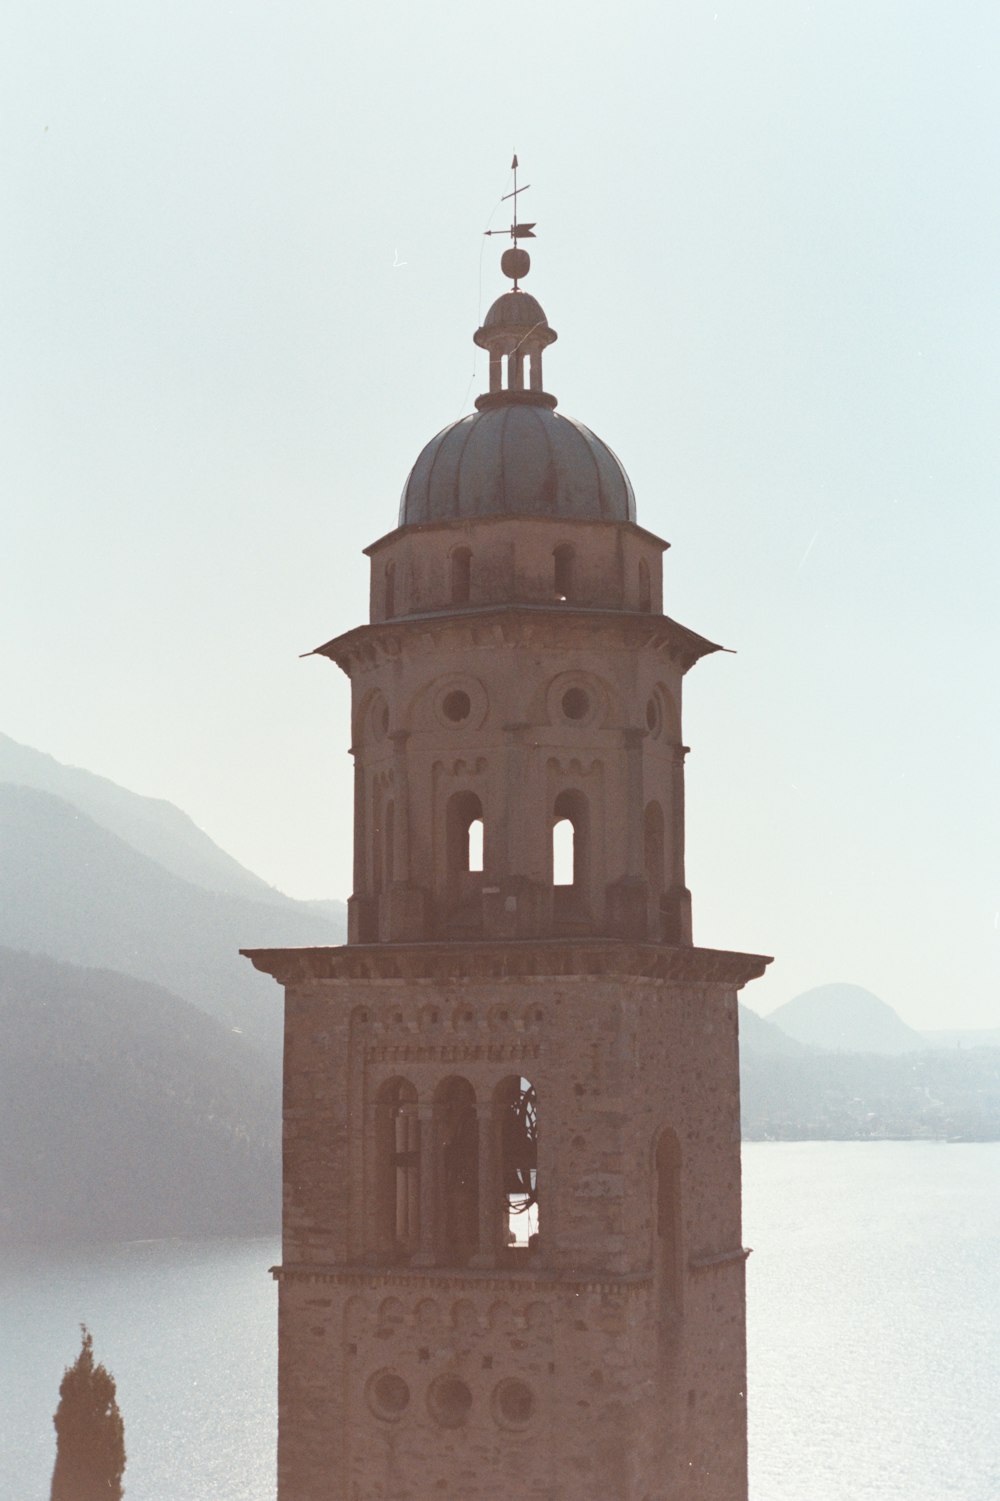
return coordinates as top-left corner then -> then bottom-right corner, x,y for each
312,607 -> 723,678
362,513 -> 670,557
271,1251 -> 748,1290
240,938 -> 772,990
272,1261 -> 654,1296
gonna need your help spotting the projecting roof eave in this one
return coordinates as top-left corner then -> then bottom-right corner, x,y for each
363,514 -> 670,556
240,938 -> 772,991
308,606 -> 726,677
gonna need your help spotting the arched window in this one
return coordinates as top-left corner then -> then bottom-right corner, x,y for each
384,561 -> 396,619
376,1079 -> 420,1260
447,791 -> 485,879
644,800 -> 664,899
450,547 -> 471,606
552,790 -> 587,889
435,1077 -> 479,1265
552,818 -> 574,887
553,544 -> 574,602
655,1128 -> 682,1315
496,1076 -> 538,1254
467,816 -> 483,873
638,558 -> 651,612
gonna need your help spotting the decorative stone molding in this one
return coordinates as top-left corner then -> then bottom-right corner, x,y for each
313,605 -> 722,679
241,938 -> 771,990
272,1262 -> 654,1297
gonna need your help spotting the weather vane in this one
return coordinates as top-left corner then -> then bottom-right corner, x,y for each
485,153 -> 535,289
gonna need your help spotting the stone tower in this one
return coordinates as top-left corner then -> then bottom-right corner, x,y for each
245,212 -> 770,1501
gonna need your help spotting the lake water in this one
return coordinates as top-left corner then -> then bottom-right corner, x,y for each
3,1142 -> 998,1500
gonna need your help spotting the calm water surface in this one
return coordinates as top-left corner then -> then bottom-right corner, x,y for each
2,1142 -> 998,1500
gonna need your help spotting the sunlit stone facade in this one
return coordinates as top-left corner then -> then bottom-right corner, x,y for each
245,238 -> 769,1500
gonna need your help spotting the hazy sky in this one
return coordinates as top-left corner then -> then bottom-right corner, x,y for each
3,2 -> 998,1030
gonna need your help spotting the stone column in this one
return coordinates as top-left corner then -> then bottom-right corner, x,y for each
502,723 -> 529,878
623,727 -> 646,881
470,1100 -> 496,1268
412,1103 -> 436,1266
347,750 -> 377,941
385,730 -> 429,939
483,722 -> 544,938
389,730 -> 411,882
670,744 -> 689,889
607,727 -> 649,938
351,748 -> 365,892
664,743 -> 693,944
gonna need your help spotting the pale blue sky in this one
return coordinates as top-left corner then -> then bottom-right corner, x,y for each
2,2 -> 998,1028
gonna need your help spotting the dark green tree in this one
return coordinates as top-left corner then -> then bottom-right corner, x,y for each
50,1325 -> 126,1501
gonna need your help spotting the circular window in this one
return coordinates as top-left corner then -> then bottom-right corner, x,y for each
492,1377 -> 535,1430
442,689 -> 472,723
561,687 -> 589,721
366,1370 -> 410,1422
428,1374 -> 473,1429
645,695 -> 660,734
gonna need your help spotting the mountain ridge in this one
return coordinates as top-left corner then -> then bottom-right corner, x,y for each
767,982 -> 929,1054
0,782 -> 344,1062
0,731 -> 344,915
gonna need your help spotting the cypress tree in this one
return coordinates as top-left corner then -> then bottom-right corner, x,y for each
50,1325 -> 126,1501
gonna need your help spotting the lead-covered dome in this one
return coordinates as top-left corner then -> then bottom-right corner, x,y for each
399,404 -> 636,525
398,262 -> 636,526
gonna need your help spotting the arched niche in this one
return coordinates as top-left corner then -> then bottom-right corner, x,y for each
638,557 -> 652,612
553,543 -> 574,602
450,545 -> 471,606
375,1078 -> 420,1261
384,561 -> 396,619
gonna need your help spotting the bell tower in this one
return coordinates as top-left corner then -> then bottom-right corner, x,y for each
245,183 -> 770,1501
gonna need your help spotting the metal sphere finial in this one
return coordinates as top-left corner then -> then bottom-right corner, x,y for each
501,247 -> 531,283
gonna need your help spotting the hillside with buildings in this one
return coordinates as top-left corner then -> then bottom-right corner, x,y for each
740,991 -> 1000,1140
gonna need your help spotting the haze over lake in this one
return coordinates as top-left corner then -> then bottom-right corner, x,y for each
4,1143 -> 997,1501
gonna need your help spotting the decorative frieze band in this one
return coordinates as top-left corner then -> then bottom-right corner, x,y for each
366,1042 -> 541,1065
272,1261 -> 655,1297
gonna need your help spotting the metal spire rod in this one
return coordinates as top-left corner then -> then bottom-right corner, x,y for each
485,153 -> 536,241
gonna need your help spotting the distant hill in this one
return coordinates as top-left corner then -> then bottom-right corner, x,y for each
738,1003 -> 809,1056
0,783 -> 345,1063
767,983 -> 927,1054
0,731 -> 346,924
0,947 -> 280,1243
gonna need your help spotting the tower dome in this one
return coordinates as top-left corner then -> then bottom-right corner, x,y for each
398,254 -> 636,526
399,405 -> 636,525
